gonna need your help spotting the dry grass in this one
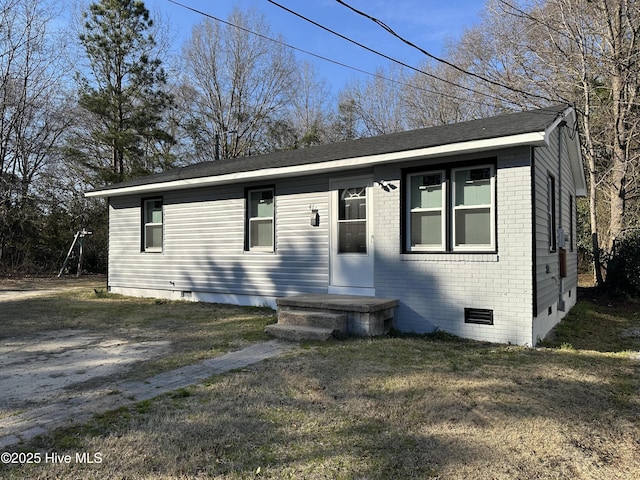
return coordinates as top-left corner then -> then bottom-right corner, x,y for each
2,285 -> 639,479
0,277 -> 275,382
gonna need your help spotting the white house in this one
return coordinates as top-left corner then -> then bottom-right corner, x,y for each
86,105 -> 586,345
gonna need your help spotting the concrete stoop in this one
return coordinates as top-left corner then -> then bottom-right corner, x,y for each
265,294 -> 398,342
264,323 -> 336,342
265,310 -> 347,342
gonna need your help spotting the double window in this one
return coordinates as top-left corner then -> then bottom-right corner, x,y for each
406,164 -> 496,252
247,187 -> 275,252
143,198 -> 163,252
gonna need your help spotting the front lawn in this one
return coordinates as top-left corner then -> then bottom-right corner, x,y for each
2,287 -> 639,479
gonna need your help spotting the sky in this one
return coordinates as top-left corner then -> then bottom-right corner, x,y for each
144,0 -> 486,94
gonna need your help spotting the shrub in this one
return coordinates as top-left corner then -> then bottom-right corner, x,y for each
605,231 -> 640,295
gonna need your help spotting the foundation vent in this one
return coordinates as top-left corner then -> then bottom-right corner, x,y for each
464,308 -> 494,325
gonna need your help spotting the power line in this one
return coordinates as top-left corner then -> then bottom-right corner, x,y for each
167,0 -> 455,100
266,0 -> 512,105
168,0 -> 510,109
334,0 -> 556,104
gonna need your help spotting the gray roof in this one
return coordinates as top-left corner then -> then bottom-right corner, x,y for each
88,104 -> 571,194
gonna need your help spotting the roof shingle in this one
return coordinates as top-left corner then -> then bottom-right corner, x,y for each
88,104 -> 569,194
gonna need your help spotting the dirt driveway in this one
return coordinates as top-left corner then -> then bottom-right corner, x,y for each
0,277 -> 170,411
0,276 -> 101,302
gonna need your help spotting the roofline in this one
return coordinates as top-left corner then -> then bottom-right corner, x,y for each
86,131 -> 547,198
546,106 -> 587,197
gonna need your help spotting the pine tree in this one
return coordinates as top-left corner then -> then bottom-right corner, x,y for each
75,0 -> 174,183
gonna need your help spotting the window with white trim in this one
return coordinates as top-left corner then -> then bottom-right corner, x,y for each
338,186 -> 368,254
408,171 -> 446,251
569,195 -> 574,252
406,164 -> 496,252
143,198 -> 163,252
452,166 -> 495,250
247,188 -> 274,252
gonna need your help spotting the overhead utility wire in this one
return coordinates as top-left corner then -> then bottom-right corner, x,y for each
168,0 -> 458,100
265,0 -> 513,106
168,0 -> 504,108
334,0 -> 557,105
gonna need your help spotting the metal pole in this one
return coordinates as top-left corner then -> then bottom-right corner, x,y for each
57,231 -> 80,278
76,236 -> 84,277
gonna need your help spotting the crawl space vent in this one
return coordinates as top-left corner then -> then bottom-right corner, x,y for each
464,308 -> 494,325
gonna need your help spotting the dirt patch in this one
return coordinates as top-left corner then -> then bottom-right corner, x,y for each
0,329 -> 170,410
0,276 -> 105,302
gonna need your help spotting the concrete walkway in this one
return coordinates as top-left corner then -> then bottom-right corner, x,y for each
0,340 -> 295,449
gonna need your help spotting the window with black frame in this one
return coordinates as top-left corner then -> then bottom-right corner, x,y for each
406,164 -> 495,253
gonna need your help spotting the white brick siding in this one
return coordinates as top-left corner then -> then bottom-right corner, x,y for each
373,147 -> 536,345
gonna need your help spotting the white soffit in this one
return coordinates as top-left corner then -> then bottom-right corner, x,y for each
86,131 -> 547,198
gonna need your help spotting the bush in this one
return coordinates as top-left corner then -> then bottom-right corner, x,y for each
605,231 -> 640,295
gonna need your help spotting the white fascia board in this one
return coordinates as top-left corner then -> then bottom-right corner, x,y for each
546,106 -> 587,197
85,131 -> 546,198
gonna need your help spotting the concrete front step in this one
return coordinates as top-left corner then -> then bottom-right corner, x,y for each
264,324 -> 335,342
277,294 -> 398,337
278,309 -> 347,331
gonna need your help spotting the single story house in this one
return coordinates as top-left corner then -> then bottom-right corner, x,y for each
86,104 -> 586,345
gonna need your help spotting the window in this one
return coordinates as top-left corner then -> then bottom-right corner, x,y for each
143,198 -> 163,252
406,164 -> 495,252
338,186 -> 368,253
569,195 -> 574,252
547,174 -> 556,252
247,188 -> 274,251
408,171 -> 446,251
453,166 -> 494,250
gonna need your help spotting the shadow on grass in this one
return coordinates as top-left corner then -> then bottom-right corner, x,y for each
8,334 -> 639,480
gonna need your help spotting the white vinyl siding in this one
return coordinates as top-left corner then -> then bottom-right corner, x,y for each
108,177 -> 330,302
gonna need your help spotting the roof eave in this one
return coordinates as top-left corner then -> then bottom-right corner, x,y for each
85,131 -> 547,199
548,106 -> 587,197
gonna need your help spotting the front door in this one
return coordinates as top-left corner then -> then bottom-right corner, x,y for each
329,177 -> 375,295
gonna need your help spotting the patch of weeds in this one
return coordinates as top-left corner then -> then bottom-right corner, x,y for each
424,329 -> 465,342
29,406 -> 133,453
135,400 -> 153,414
171,388 -> 192,399
389,327 -> 467,344
92,288 -> 110,299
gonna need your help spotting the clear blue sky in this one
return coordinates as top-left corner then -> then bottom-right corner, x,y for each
146,0 -> 485,94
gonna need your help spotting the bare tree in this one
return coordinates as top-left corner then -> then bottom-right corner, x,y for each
336,64 -> 409,137
0,0 -> 71,269
288,61 -> 332,147
448,0 -> 640,285
179,8 -> 297,161
403,59 -> 501,128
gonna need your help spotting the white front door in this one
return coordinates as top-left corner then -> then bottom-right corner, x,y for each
329,176 -> 375,296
